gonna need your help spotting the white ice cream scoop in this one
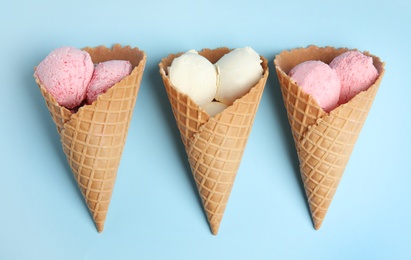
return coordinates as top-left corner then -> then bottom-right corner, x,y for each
214,47 -> 263,105
168,50 -> 218,106
202,101 -> 228,117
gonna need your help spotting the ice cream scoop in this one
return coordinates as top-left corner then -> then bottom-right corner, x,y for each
289,60 -> 340,113
87,60 -> 132,103
168,50 -> 218,106
215,47 -> 263,105
35,46 -> 94,109
329,50 -> 379,104
202,101 -> 228,117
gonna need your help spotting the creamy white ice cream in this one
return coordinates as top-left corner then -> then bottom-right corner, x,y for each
168,50 -> 218,106
202,101 -> 228,117
214,47 -> 263,105
168,47 -> 263,113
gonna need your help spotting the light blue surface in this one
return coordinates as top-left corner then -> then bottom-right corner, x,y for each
1,0 -> 410,259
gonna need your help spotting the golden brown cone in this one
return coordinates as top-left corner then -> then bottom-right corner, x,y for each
274,45 -> 385,229
159,47 -> 269,235
34,44 -> 146,232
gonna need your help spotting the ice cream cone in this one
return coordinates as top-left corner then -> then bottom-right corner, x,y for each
159,47 -> 269,235
35,44 -> 147,232
274,45 -> 385,229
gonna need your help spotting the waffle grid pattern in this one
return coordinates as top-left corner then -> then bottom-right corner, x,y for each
163,80 -> 209,147
187,90 -> 262,231
37,81 -> 73,134
299,88 -> 376,228
277,73 -> 326,144
61,75 -> 139,230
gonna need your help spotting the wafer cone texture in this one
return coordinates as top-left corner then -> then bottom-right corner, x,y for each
274,45 -> 385,229
159,48 -> 268,235
35,44 -> 146,232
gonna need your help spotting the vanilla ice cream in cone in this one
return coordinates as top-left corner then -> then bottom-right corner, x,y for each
35,44 -> 146,232
274,45 -> 385,229
159,47 -> 268,235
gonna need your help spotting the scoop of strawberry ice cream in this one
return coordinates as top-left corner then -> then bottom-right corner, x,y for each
289,60 -> 340,113
86,60 -> 133,104
35,46 -> 94,109
329,50 -> 379,104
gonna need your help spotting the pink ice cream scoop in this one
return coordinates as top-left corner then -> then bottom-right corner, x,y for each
86,60 -> 133,104
329,50 -> 379,104
35,46 -> 94,109
289,60 -> 341,113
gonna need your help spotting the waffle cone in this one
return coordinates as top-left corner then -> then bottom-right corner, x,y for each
274,45 -> 385,229
35,44 -> 147,232
159,47 -> 269,235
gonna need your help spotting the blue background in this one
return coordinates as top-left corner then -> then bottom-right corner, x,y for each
1,0 -> 410,259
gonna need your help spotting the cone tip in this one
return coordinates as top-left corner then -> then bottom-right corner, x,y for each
96,223 -> 105,233
210,223 -> 220,235
314,221 -> 322,230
